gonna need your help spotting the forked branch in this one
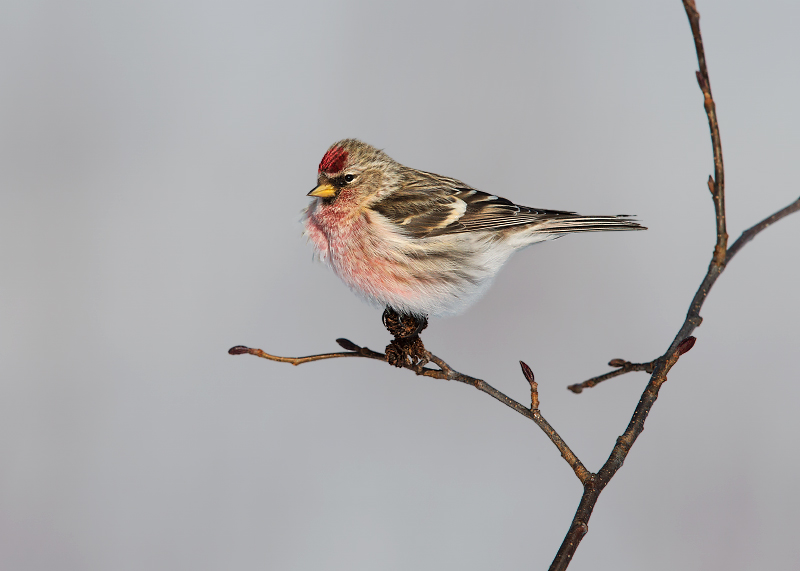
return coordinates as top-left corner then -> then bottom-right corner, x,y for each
229,2 -> 799,569
229,341 -> 591,484
571,1 -> 799,394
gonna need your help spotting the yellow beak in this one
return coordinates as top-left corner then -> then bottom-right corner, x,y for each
307,183 -> 336,198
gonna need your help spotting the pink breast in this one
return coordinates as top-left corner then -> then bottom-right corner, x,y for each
304,214 -> 329,258
313,207 -> 416,301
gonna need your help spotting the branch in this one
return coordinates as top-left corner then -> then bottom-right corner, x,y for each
666,195 -> 800,356
571,189 -> 800,395
547,337 -> 695,570
550,1 -> 798,566
228,343 -> 381,365
230,3 -> 799,570
685,0 -> 727,264
726,196 -> 800,262
567,358 -> 655,393
230,341 -> 591,485
571,3 -> 800,391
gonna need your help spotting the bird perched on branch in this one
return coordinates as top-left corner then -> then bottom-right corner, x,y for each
304,139 -> 644,320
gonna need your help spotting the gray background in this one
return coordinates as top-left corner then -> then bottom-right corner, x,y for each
2,1 -> 799,569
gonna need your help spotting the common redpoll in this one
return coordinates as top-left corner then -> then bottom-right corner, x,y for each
304,139 -> 645,318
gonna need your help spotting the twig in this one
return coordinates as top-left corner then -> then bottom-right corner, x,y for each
570,2 -> 800,392
567,359 -> 655,393
685,0 -> 727,264
227,344 -> 378,365
548,337 -> 695,570
726,196 -> 800,262
230,340 -> 591,484
666,194 -> 800,356
570,191 -> 800,393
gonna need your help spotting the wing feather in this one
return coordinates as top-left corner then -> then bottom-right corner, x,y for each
371,170 -> 645,238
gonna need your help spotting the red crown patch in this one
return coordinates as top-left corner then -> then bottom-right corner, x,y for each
319,147 -> 348,174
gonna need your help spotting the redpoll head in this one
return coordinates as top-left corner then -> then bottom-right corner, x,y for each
303,139 -> 645,318
308,139 -> 401,207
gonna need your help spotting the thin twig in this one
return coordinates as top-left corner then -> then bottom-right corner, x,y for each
230,341 -> 591,484
570,31 -> 800,394
549,336 -> 695,570
227,344 -> 376,365
726,196 -> 800,262
567,359 -> 655,393
685,0 -> 727,264
666,194 -> 800,356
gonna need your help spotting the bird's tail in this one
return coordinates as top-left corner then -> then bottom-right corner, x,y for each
537,215 -> 646,234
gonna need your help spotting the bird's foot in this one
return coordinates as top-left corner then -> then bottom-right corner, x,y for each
382,307 -> 430,369
382,307 -> 428,338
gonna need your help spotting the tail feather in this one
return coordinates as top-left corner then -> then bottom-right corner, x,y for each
538,215 -> 646,234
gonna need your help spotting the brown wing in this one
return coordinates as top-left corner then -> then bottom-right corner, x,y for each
369,171 -> 471,237
371,169 -> 643,239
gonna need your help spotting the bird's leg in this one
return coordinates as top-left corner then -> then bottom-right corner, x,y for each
382,307 -> 429,369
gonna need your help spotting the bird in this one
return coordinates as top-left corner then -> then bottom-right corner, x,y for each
303,139 -> 645,320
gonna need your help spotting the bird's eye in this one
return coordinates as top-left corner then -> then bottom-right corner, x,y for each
343,174 -> 355,183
